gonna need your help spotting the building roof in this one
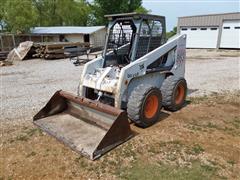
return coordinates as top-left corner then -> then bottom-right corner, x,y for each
178,12 -> 240,18
31,26 -> 105,35
178,12 -> 240,28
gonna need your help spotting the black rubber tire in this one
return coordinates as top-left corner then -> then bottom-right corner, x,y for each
127,84 -> 162,128
161,76 -> 187,112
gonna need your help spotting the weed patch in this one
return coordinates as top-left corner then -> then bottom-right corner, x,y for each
227,160 -> 236,166
13,128 -> 43,142
188,91 -> 240,107
26,151 -> 37,158
16,134 -> 29,142
190,144 -> 205,155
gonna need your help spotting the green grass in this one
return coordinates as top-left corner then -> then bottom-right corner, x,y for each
16,134 -> 29,141
117,161 -> 217,180
0,177 -> 13,180
14,128 -> 43,142
112,141 -> 214,179
25,128 -> 39,136
206,122 -> 218,129
227,160 -> 236,166
188,91 -> 240,106
26,151 -> 37,157
188,95 -> 208,104
187,118 -> 240,137
148,140 -> 183,154
226,117 -> 240,129
191,144 -> 205,155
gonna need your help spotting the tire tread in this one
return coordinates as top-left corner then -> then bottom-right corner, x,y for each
161,76 -> 187,111
127,84 -> 159,127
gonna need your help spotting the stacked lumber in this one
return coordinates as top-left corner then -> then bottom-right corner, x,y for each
32,42 -> 90,60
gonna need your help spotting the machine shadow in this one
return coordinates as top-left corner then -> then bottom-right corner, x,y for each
183,88 -> 199,107
155,111 -> 170,125
187,88 -> 198,96
129,89 -> 196,133
130,111 -> 170,131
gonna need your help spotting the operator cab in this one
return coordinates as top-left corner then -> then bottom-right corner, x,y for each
103,13 -> 166,68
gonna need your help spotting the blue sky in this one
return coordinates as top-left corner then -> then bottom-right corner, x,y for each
142,0 -> 240,31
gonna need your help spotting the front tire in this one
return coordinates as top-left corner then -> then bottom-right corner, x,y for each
161,76 -> 187,112
127,84 -> 162,128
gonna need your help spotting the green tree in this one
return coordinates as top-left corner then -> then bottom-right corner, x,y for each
3,0 -> 37,33
166,26 -> 177,39
135,6 -> 150,14
32,0 -> 61,26
56,0 -> 90,26
90,0 -> 148,25
0,0 -> 6,31
33,0 -> 90,26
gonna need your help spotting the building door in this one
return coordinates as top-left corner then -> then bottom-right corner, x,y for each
180,27 -> 219,48
220,20 -> 240,49
84,34 -> 90,43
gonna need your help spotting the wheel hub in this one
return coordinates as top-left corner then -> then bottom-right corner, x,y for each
175,84 -> 185,105
144,95 -> 159,119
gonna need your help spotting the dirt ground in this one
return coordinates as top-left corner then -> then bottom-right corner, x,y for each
1,49 -> 240,179
1,92 -> 239,180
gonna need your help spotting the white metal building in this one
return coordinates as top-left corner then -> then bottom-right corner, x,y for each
178,12 -> 240,49
31,26 -> 106,47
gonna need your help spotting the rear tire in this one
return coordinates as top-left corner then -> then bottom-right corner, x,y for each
127,84 -> 162,128
161,76 -> 187,112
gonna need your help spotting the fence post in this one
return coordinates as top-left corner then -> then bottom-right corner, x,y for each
12,34 -> 16,47
0,35 -> 3,51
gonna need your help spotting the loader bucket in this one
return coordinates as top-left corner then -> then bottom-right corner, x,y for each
33,90 -> 133,160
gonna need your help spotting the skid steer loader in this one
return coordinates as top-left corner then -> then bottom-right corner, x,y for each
34,13 -> 187,160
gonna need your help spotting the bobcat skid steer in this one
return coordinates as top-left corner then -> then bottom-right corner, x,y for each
33,13 -> 187,160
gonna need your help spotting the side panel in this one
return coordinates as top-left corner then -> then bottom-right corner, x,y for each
171,34 -> 186,78
115,34 -> 186,108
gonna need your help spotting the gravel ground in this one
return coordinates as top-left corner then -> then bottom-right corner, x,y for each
1,59 -> 83,122
1,52 -> 239,122
186,56 -> 239,96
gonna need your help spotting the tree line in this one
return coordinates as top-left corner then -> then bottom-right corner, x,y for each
0,0 -> 148,33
